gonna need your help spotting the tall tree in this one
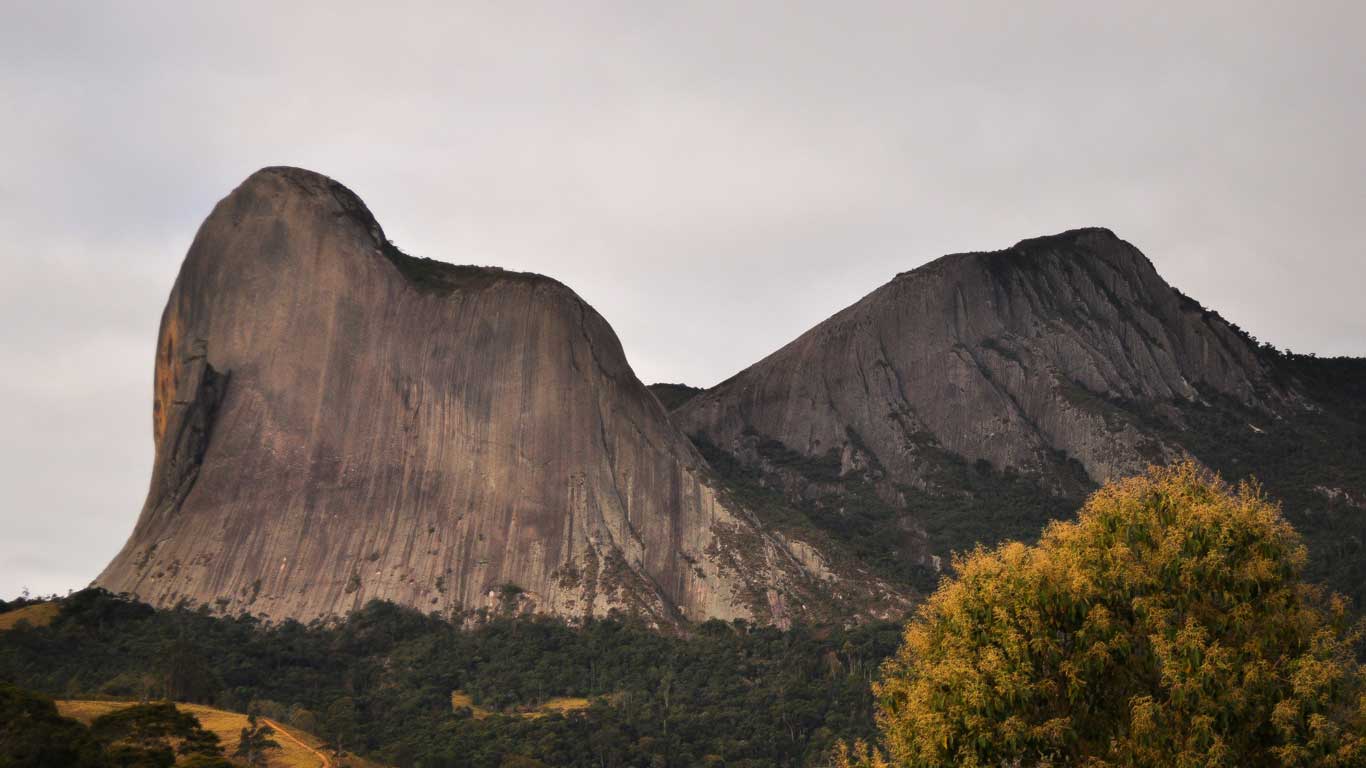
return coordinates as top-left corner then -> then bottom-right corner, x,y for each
232,713 -> 281,767
323,696 -> 358,756
846,462 -> 1366,767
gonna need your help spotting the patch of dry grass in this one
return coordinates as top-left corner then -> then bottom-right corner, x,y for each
450,691 -> 493,720
450,691 -> 594,720
529,697 -> 592,717
56,700 -> 338,768
0,602 -> 60,631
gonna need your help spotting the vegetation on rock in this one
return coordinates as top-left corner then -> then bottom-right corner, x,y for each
646,383 -> 704,412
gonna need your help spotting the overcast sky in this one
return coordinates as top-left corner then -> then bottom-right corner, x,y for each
2,2 -> 1363,598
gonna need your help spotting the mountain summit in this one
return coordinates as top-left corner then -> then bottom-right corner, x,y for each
678,227 -> 1287,489
675,228 -> 1364,599
95,167 -> 891,624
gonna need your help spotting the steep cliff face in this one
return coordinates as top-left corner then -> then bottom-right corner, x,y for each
97,167 -> 897,625
679,229 -> 1291,487
674,229 -> 1340,590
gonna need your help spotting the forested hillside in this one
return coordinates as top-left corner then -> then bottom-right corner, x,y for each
0,591 -> 902,767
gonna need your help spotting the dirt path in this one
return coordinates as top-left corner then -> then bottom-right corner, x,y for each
263,718 -> 332,768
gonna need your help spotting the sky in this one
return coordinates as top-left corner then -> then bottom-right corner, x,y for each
2,2 -> 1363,599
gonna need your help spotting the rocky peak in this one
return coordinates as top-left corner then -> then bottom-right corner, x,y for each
99,167 -> 902,626
677,228 -> 1289,492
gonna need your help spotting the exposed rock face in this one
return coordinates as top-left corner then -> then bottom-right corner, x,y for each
677,229 -> 1290,490
96,167 -> 891,625
673,229 -> 1358,593
99,192 -> 1363,620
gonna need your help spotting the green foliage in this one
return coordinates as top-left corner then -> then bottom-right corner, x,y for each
323,696 -> 358,755
378,238 -> 544,296
0,685 -> 227,768
233,713 -> 280,767
0,592 -> 903,767
693,432 -> 920,586
1145,356 -> 1366,607
860,463 -> 1366,767
286,704 -> 319,737
90,702 -> 223,767
178,756 -> 233,768
693,430 -> 1083,593
160,636 -> 220,703
646,383 -> 704,411
0,682 -> 106,768
899,447 -> 1086,579
497,584 -> 525,613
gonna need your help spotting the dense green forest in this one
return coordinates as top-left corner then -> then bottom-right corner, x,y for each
0,590 -> 903,767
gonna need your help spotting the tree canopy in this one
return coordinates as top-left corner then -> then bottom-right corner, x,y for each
89,702 -> 225,768
0,682 -> 105,768
0,686 -> 230,768
855,461 -> 1366,768
1,590 -> 902,767
233,713 -> 280,767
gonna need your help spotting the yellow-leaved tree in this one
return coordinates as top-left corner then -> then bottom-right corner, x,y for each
840,462 -> 1365,767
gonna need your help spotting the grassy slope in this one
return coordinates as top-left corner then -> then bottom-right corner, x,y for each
55,699 -> 384,768
0,602 -> 61,631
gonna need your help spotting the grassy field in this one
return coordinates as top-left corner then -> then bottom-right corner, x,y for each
450,690 -> 592,720
449,691 -> 494,719
530,696 -> 593,718
0,602 -> 60,630
55,699 -> 386,768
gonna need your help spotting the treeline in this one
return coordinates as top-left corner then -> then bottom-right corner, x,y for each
0,685 -> 238,768
0,590 -> 903,767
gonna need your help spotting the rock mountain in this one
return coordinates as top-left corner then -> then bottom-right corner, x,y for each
673,228 -> 1365,600
679,228 -> 1284,489
95,167 -> 895,625
99,168 -> 1366,622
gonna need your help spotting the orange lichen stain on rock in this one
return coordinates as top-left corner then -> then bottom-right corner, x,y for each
153,313 -> 180,445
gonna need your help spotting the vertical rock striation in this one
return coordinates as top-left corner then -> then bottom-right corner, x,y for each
672,229 -> 1338,589
677,228 -> 1290,490
97,167 -> 891,625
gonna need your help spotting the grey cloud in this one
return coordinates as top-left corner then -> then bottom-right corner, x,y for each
2,1 -> 1362,597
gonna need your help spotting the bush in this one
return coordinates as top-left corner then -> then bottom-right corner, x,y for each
0,682 -> 106,768
857,462 -> 1366,767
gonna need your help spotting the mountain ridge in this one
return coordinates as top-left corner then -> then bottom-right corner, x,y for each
675,227 -> 1363,599
95,166 -> 1364,624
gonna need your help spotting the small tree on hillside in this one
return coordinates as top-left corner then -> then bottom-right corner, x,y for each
233,713 -> 281,767
841,462 -> 1366,767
